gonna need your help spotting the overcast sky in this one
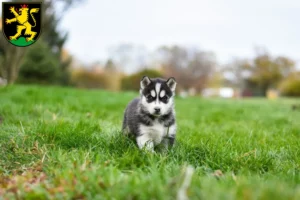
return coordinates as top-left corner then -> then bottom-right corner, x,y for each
0,0 -> 286,69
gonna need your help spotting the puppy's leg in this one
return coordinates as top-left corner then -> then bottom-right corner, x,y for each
162,125 -> 176,150
161,136 -> 175,151
136,134 -> 154,152
122,112 -> 127,132
122,126 -> 130,136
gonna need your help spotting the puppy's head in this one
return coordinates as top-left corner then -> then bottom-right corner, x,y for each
140,76 -> 176,116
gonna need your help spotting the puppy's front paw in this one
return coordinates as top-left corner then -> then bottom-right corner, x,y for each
137,136 -> 155,153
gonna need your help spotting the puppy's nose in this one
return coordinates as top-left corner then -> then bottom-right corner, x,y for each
154,108 -> 161,113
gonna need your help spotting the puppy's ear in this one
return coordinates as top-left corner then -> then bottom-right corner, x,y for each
166,77 -> 177,92
140,76 -> 151,89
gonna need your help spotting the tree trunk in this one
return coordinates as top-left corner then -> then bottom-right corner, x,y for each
261,83 -> 270,97
3,46 -> 27,84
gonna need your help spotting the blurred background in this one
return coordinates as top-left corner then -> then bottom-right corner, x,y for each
1,0 -> 300,98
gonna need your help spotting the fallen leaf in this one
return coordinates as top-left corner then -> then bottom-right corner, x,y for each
213,170 -> 223,179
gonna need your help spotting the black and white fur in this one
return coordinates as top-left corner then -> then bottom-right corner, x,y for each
122,76 -> 177,152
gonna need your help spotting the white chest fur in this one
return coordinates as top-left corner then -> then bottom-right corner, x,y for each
139,120 -> 168,145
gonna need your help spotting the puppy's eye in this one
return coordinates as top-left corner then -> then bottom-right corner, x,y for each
146,95 -> 154,101
161,96 -> 168,101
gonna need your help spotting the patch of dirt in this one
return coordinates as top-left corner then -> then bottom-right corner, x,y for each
0,162 -> 85,199
0,161 -> 46,195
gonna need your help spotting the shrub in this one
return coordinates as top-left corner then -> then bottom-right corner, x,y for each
121,69 -> 163,91
279,72 -> 300,96
71,68 -> 108,89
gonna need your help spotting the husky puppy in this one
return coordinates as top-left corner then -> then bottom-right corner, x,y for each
122,76 -> 177,152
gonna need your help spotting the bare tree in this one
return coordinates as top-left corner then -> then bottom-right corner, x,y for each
222,58 -> 250,90
107,44 -> 149,74
156,45 -> 216,92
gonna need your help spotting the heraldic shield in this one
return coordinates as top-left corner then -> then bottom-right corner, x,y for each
2,2 -> 42,47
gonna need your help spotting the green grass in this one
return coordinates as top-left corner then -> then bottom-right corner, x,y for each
0,85 -> 299,199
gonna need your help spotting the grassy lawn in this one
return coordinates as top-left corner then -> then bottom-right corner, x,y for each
0,85 -> 299,199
